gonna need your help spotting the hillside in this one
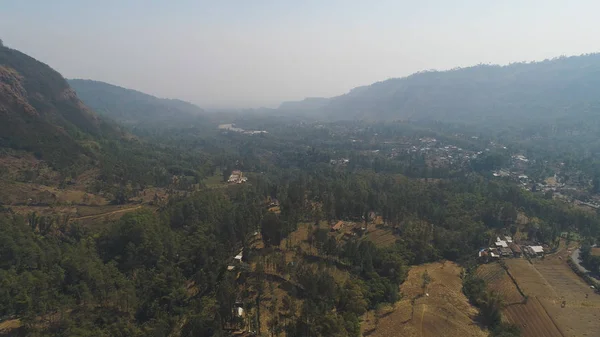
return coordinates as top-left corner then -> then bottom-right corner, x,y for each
0,44 -> 121,168
280,53 -> 600,127
69,79 -> 207,128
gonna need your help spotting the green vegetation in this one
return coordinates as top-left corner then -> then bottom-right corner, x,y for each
2,43 -> 600,336
462,267 -> 521,337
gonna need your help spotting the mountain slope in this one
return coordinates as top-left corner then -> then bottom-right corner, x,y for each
69,79 -> 207,128
0,44 -> 121,168
281,54 -> 600,126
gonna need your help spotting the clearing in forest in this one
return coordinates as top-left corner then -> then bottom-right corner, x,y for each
361,261 -> 487,337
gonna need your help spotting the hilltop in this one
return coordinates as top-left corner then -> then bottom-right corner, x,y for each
0,44 -> 214,224
69,79 -> 207,129
0,44 -> 122,169
280,53 -> 600,127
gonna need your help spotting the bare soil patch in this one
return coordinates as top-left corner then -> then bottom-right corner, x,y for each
361,261 -> 487,337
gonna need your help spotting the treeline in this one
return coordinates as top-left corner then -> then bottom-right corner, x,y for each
580,243 -> 600,274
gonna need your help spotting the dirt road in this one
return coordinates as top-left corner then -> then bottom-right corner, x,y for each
71,205 -> 142,221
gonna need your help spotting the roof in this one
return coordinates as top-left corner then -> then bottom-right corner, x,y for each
509,243 -> 522,253
332,221 -> 344,230
234,250 -> 243,260
496,240 -> 508,248
529,246 -> 544,253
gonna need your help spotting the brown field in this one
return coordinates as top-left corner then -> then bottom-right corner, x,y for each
500,253 -> 600,337
503,298 -> 562,337
532,253 -> 600,337
591,248 -> 600,256
0,319 -> 22,334
504,259 -> 557,298
361,262 -> 487,337
476,263 -> 524,304
364,227 -> 396,248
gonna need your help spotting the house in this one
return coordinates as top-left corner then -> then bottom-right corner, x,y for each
331,221 -> 344,231
526,245 -> 544,257
228,170 -> 247,184
504,236 -> 513,243
495,240 -> 508,248
489,248 -> 501,259
509,243 -> 522,257
234,250 -> 243,262
499,247 -> 513,257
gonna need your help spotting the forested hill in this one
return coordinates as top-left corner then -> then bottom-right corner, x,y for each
280,53 -> 600,126
69,79 -> 207,128
0,44 -> 122,168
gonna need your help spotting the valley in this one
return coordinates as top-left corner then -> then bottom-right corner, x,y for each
2,38 -> 600,337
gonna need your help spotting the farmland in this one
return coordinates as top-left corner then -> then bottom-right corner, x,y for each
361,262 -> 487,337
476,263 -> 524,304
486,251 -> 600,337
531,253 -> 600,337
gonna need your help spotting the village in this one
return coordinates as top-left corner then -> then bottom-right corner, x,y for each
477,235 -> 545,263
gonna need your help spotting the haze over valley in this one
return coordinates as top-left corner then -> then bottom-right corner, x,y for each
2,2 -> 600,337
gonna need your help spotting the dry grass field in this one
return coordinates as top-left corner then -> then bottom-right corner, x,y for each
476,263 -> 524,304
532,254 -> 600,337
500,253 -> 600,337
503,298 -> 562,337
477,261 -> 563,337
361,262 -> 487,337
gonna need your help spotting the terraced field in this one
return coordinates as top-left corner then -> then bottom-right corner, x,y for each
497,254 -> 600,337
476,263 -> 524,304
503,298 -> 562,337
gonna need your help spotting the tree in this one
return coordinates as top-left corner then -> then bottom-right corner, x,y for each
261,213 -> 282,247
421,270 -> 431,292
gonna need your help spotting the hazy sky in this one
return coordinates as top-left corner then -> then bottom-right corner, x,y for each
1,1 -> 599,108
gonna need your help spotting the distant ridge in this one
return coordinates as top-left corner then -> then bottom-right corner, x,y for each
279,53 -> 600,126
69,79 -> 207,128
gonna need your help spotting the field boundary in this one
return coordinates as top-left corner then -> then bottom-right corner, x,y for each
499,260 -> 527,299
536,297 -> 566,337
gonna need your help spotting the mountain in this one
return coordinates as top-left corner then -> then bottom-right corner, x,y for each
0,43 -> 121,169
69,79 -> 207,128
279,97 -> 329,112
281,54 -> 600,126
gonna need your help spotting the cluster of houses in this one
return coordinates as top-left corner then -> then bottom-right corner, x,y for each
478,235 -> 546,263
228,170 -> 248,184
